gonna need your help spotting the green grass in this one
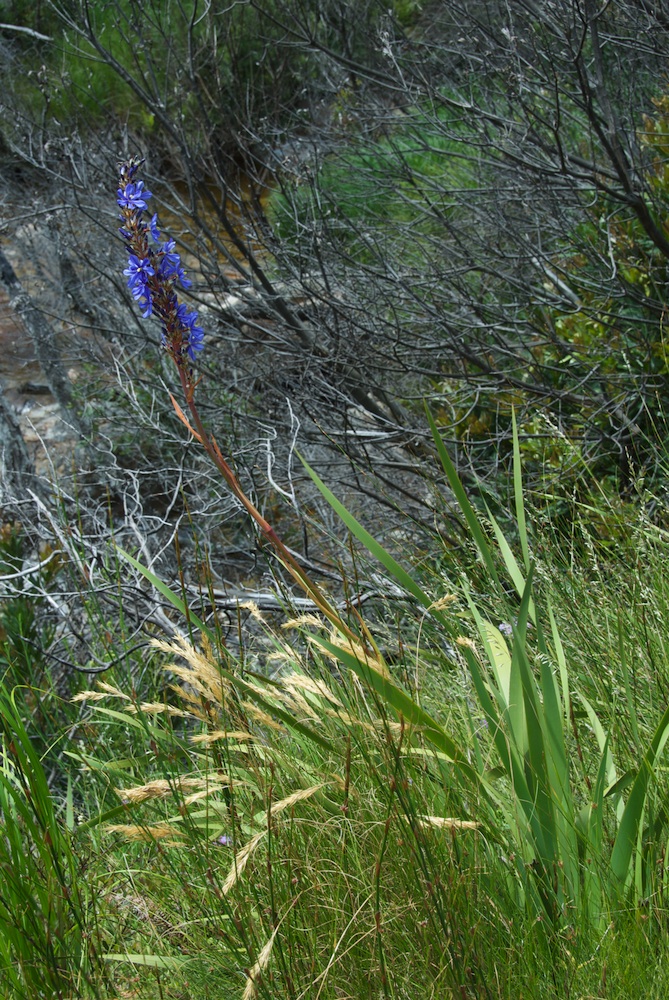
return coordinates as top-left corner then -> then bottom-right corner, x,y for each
4,422 -> 669,997
268,101 -> 484,268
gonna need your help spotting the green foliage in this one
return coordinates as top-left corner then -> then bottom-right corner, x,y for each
0,689 -> 99,999
507,93 -> 669,491
298,413 -> 669,931
0,425 -> 665,996
5,4 -> 669,992
270,103 -> 479,264
3,0 -> 394,150
0,522 -> 72,770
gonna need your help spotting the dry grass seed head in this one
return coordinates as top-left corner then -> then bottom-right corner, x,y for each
132,702 -> 194,718
323,707 -> 366,729
72,681 -> 132,704
268,650 -> 297,668
105,822 -> 187,845
282,673 -> 343,707
418,815 -> 481,831
168,679 -> 212,717
239,701 -> 285,731
247,678 -> 316,719
71,690 -> 109,703
312,632 -> 390,680
279,686 -> 318,719
239,600 -> 264,621
282,614 -> 325,630
242,927 -> 279,1000
456,636 -> 478,653
151,636 -> 228,703
223,829 -> 267,894
271,783 -> 326,817
223,784 -> 325,894
429,595 -> 459,611
189,730 -> 257,745
116,774 -> 232,804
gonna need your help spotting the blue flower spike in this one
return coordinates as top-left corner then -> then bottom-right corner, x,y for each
116,158 -> 203,374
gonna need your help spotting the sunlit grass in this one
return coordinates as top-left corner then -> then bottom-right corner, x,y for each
4,429 -> 669,997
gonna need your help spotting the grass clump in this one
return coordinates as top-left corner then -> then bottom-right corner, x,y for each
4,419 -> 669,996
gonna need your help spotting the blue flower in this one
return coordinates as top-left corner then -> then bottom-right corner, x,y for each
174,265 -> 192,289
159,239 -> 180,273
123,253 -> 155,290
117,181 -> 152,211
159,240 -> 192,289
134,290 -> 153,318
176,303 -> 204,359
117,163 -> 204,365
187,327 -> 205,360
186,318 -> 204,359
123,254 -> 155,317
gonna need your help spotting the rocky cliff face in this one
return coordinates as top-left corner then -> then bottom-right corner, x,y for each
0,251 -> 80,485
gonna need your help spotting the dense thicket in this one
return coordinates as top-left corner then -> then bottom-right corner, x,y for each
2,1 -> 668,507
0,0 -> 666,685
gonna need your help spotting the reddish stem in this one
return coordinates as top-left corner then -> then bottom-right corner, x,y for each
176,364 -> 370,649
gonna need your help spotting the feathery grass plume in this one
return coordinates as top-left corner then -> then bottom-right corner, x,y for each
282,672 -> 344,707
72,681 -> 133,703
189,730 -> 258,745
243,927 -> 279,1000
223,784 -> 325,894
116,775 -> 232,805
71,689 -> 112,703
223,829 -> 268,895
314,630 -> 390,680
282,614 -> 327,630
418,816 -> 481,831
150,635 -> 228,704
132,702 -> 193,718
105,822 -> 188,844
239,702 -> 285,731
428,595 -> 459,611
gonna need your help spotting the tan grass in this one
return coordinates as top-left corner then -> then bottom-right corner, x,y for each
418,815 -> 481,831
429,595 -> 459,611
239,600 -> 263,621
116,774 -> 231,804
167,682 -> 210,721
310,631 -> 390,679
456,636 -> 478,652
268,649 -> 298,667
223,784 -> 325,894
239,701 -> 284,730
271,783 -> 325,817
150,635 -> 228,703
189,730 -> 256,745
105,822 -> 186,844
223,829 -> 267,894
131,703 -> 193,718
279,686 -> 317,718
242,927 -> 279,1000
282,672 -> 343,707
282,614 -> 325,630
72,681 -> 132,704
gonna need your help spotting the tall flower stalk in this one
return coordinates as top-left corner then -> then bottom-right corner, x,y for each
116,158 -> 373,650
